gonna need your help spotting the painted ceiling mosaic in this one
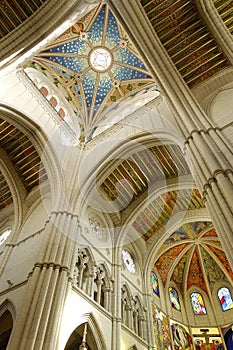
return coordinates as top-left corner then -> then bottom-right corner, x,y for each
153,222 -> 233,296
134,188 -> 205,240
99,143 -> 192,213
25,3 -> 155,139
141,0 -> 231,88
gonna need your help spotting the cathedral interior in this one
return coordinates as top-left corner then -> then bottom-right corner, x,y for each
0,0 -> 233,349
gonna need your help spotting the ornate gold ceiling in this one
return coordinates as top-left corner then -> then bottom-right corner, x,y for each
25,3 -> 154,140
153,222 -> 233,296
0,0 -> 47,39
99,143 -> 191,213
214,0 -> 233,34
0,118 -> 47,210
141,0 -> 231,87
133,188 -> 205,240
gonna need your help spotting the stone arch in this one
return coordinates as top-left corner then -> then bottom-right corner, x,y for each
0,299 -> 16,349
64,313 -> 107,350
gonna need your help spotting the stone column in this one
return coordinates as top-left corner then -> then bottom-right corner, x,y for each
106,0 -> 233,269
7,211 -> 80,350
111,247 -> 122,350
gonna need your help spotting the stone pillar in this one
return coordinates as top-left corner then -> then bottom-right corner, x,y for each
111,247 -> 122,350
7,211 -> 80,350
145,293 -> 156,348
106,0 -> 233,269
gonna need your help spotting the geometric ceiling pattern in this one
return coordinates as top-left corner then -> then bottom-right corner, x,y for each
99,143 -> 191,213
0,0 -> 47,39
154,222 -> 233,296
25,3 -> 154,139
141,0 -> 230,88
0,118 -> 47,210
213,0 -> 233,34
134,188 -> 205,241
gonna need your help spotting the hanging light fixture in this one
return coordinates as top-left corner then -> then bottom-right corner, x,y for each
79,323 -> 88,350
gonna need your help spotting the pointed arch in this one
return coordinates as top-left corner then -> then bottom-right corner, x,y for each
0,299 -> 16,349
169,286 -> 181,311
217,287 -> 233,311
64,313 -> 107,350
190,292 -> 207,315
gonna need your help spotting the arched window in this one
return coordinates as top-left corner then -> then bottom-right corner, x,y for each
0,310 -> 13,349
0,229 -> 11,246
190,292 -> 207,315
218,287 -> 233,311
169,287 -> 181,311
151,270 -> 160,297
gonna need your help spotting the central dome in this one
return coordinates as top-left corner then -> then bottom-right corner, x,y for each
89,47 -> 112,72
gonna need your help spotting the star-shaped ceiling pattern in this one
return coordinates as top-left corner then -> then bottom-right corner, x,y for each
153,222 -> 233,296
25,3 -> 154,138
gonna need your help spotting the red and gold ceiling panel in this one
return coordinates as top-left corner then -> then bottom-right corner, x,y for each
187,248 -> 208,294
171,250 -> 190,291
141,0 -> 230,87
134,189 -> 205,240
153,223 -> 233,295
206,244 -> 233,281
154,243 -> 188,284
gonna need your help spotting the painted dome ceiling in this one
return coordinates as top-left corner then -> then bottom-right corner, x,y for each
24,3 -> 156,140
153,221 -> 233,296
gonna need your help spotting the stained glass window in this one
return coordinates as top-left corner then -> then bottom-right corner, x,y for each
169,287 -> 181,311
190,292 -> 207,315
0,229 -> 11,246
151,270 -> 160,297
218,287 -> 233,311
122,250 -> 135,273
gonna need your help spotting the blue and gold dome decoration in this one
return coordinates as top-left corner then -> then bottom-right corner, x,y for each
25,4 -> 155,139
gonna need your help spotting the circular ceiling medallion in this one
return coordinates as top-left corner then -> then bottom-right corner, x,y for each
89,47 -> 112,72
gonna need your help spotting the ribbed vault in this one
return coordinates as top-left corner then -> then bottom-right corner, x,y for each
153,222 -> 233,296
